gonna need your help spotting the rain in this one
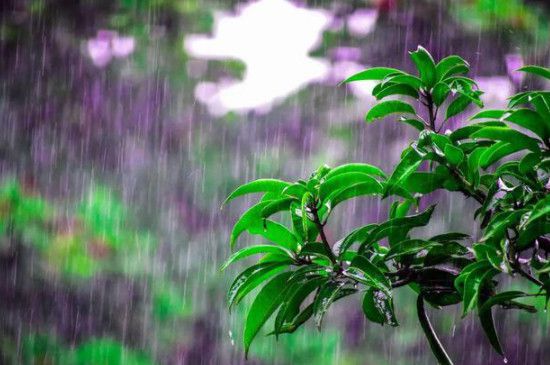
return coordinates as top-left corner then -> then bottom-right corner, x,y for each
0,0 -> 549,364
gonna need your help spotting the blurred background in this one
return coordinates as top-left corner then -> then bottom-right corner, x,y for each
0,0 -> 549,364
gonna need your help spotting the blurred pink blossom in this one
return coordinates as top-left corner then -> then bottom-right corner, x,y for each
87,30 -> 136,67
505,53 -> 525,86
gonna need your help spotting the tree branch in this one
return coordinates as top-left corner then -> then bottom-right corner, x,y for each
310,205 -> 337,264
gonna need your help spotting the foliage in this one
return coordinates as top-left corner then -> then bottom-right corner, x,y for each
223,46 -> 550,363
22,334 -> 154,365
0,182 -> 155,278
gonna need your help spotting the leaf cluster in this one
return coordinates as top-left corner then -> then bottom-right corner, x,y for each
223,46 -> 550,364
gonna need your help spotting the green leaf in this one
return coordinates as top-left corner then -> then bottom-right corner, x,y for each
472,127 -> 540,153
324,163 -> 386,180
459,261 -> 497,316
444,144 -> 464,166
483,210 -> 527,242
469,109 -> 507,120
523,195 -> 550,227
362,288 -> 398,326
382,74 -> 424,90
518,65 -> 550,80
230,201 -> 271,248
445,94 -> 472,120
227,262 -> 290,309
417,295 -> 454,365
299,242 -> 333,262
532,94 -> 550,124
436,55 -> 469,80
322,180 -> 383,215
221,245 -> 294,271
478,291 -> 529,314
260,197 -> 296,219
429,232 -> 470,242
319,172 -> 381,201
272,303 -> 314,335
365,101 -> 416,123
505,108 -> 549,140
399,118 -> 425,131
385,239 -> 440,261
343,67 -> 403,83
282,183 -> 308,199
362,205 -> 436,250
478,141 -> 525,168
384,148 -> 422,197
432,82 -> 450,106
224,179 -> 290,205
274,277 -> 326,334
244,271 -> 293,357
409,46 -> 437,87
450,121 -> 505,142
478,290 -> 529,357
248,220 -> 299,251
374,83 -> 419,100
348,255 -> 391,294
402,172 -> 445,194
338,224 -> 378,257
313,280 -> 346,329
519,152 -> 541,174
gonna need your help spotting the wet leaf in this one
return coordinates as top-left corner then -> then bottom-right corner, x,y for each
244,271 -> 293,357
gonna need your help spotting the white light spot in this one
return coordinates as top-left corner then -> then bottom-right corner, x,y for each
185,0 -> 332,115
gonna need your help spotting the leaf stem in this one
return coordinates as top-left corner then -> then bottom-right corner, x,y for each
417,294 -> 454,365
310,205 -> 337,264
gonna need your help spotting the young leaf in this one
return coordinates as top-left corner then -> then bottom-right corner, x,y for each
362,288 -> 398,326
409,46 -> 437,87
432,82 -> 450,106
224,179 -> 290,205
436,55 -> 469,80
244,271 -> 293,357
365,101 -> 416,123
